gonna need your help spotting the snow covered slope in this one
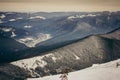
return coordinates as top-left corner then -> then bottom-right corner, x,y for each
27,59 -> 120,80
17,33 -> 52,47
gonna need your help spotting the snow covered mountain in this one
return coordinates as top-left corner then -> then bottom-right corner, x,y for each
0,11 -> 120,80
0,28 -> 120,80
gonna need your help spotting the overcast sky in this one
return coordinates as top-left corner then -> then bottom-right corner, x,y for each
0,0 -> 120,12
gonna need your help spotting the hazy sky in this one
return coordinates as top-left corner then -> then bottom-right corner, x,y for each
0,0 -> 120,12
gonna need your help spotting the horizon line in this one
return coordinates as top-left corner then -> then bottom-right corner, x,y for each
0,10 -> 120,13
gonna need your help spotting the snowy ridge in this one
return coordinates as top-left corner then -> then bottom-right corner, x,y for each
27,59 -> 120,80
11,54 -> 53,69
12,53 -> 57,68
11,53 -> 56,77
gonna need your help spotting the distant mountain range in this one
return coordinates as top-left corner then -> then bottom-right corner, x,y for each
0,11 -> 120,63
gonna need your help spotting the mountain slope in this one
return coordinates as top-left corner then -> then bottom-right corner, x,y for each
101,28 -> 120,58
101,28 -> 120,40
10,36 -> 116,76
0,35 -> 28,63
0,29 -> 120,79
27,59 -> 120,80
